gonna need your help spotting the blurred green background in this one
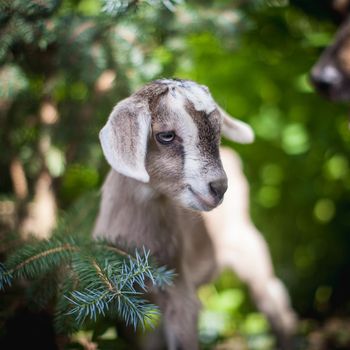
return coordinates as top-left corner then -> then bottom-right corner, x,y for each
1,0 -> 350,349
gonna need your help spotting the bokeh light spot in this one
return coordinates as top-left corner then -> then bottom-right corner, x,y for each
313,198 -> 335,223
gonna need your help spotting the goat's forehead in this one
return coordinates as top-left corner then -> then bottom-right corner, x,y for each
158,79 -> 217,114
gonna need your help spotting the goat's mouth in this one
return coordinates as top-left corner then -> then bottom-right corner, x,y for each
187,186 -> 222,211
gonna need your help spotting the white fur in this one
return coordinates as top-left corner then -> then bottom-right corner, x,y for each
179,83 -> 216,113
323,65 -> 341,83
165,90 -> 218,210
166,91 -> 202,181
161,79 -> 216,114
219,107 -> 255,144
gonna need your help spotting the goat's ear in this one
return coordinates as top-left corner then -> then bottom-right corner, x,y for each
99,98 -> 151,183
219,107 -> 255,144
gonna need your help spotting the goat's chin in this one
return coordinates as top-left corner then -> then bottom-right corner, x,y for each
188,202 -> 217,212
177,190 -> 222,212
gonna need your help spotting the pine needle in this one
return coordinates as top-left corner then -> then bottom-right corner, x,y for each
0,236 -> 174,331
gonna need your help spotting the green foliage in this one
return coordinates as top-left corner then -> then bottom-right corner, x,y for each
0,263 -> 11,289
0,193 -> 173,333
1,236 -> 77,287
63,246 -> 172,329
0,0 -> 59,62
101,0 -> 183,15
174,3 -> 350,321
0,233 -> 173,331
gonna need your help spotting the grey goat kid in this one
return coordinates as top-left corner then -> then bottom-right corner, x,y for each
94,79 -> 296,350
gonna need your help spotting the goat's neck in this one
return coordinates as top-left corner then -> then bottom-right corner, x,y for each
94,170 -> 185,267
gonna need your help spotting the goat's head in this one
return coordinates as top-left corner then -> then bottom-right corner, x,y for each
310,0 -> 350,101
99,79 -> 254,211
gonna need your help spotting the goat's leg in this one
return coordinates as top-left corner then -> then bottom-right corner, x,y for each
203,148 -> 297,349
155,280 -> 200,350
218,226 -> 297,349
141,324 -> 166,350
250,276 -> 297,350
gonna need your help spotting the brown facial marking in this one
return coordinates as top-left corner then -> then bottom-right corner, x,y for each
184,100 -> 221,160
146,135 -> 186,197
135,81 -> 169,118
141,81 -> 186,196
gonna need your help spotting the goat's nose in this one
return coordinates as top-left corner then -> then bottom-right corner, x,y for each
310,66 -> 341,94
209,178 -> 228,200
310,73 -> 333,94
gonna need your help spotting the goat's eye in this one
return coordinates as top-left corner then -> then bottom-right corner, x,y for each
156,131 -> 176,145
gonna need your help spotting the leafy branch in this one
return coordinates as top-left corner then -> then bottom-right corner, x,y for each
0,234 -> 174,332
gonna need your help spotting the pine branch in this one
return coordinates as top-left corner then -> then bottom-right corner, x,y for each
65,248 -> 170,329
0,263 -> 12,290
26,270 -> 59,308
152,265 -> 174,288
3,237 -> 79,284
99,243 -> 174,287
0,191 -> 174,332
55,272 -> 80,334
0,235 -> 174,332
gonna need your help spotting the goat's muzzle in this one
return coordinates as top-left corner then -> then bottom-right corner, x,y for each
187,175 -> 228,211
310,65 -> 343,100
209,177 -> 228,201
